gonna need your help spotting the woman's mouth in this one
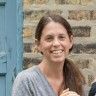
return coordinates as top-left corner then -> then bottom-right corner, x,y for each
51,50 -> 63,55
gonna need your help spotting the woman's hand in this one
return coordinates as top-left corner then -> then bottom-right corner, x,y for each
60,88 -> 80,96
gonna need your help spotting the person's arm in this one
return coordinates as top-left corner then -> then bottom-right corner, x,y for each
88,82 -> 96,96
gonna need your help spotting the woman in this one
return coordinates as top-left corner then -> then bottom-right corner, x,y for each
12,13 -> 86,96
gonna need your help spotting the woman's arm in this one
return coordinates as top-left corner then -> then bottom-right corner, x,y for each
88,82 -> 96,96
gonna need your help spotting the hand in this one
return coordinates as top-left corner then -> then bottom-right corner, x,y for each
60,88 -> 80,96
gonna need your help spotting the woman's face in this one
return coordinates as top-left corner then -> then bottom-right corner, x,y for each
37,21 -> 73,63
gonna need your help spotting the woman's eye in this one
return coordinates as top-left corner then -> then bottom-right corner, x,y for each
59,36 -> 65,40
46,37 -> 53,42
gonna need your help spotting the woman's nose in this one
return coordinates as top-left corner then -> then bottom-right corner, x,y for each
52,38 -> 60,46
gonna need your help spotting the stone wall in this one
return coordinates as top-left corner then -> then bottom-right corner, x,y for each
23,0 -> 96,86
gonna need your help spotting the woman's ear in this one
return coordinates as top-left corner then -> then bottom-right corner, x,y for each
35,39 -> 41,52
35,39 -> 39,46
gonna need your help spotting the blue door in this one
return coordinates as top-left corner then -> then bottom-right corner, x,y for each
0,0 -> 23,96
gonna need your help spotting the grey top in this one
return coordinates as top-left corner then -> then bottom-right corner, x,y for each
12,66 -> 89,96
12,66 -> 57,96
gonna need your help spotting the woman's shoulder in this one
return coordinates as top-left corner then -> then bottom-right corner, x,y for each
12,66 -> 39,96
15,65 -> 39,82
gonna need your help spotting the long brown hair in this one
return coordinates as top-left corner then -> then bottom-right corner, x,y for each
64,59 -> 85,96
35,13 -> 85,95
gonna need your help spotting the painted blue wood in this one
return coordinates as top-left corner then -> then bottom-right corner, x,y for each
0,1 -> 7,96
0,0 -> 23,96
16,0 -> 23,74
5,0 -> 23,96
0,76 -> 6,96
0,0 -> 6,6
0,53 -> 7,96
0,52 -> 7,74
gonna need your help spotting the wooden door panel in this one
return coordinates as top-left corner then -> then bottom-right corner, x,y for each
0,0 -> 23,96
0,75 -> 6,96
0,52 -> 7,74
0,0 -> 6,74
0,54 -> 6,96
0,1 -> 7,96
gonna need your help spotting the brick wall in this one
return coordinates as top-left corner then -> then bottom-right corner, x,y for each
23,0 -> 96,86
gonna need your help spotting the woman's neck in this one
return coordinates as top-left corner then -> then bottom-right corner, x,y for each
38,59 -> 64,80
38,59 -> 65,95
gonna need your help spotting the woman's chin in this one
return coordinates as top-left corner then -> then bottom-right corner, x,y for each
50,58 -> 65,64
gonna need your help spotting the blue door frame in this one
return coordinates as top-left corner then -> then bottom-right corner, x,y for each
0,0 -> 23,96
